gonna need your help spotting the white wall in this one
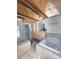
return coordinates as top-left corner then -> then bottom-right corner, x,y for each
32,15 -> 61,34
45,15 -> 61,33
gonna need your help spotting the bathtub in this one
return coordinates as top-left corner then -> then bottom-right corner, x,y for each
36,37 -> 61,59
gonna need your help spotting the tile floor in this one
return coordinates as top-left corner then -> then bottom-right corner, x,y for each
17,45 -> 38,59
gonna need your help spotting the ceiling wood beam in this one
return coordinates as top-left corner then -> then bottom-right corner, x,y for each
18,0 -> 44,18
17,16 -> 25,20
24,0 -> 48,18
17,12 -> 38,21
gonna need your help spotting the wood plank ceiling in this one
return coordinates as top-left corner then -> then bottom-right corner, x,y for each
17,0 -> 61,23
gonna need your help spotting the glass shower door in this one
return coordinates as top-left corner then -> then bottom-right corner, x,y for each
24,24 -> 30,39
